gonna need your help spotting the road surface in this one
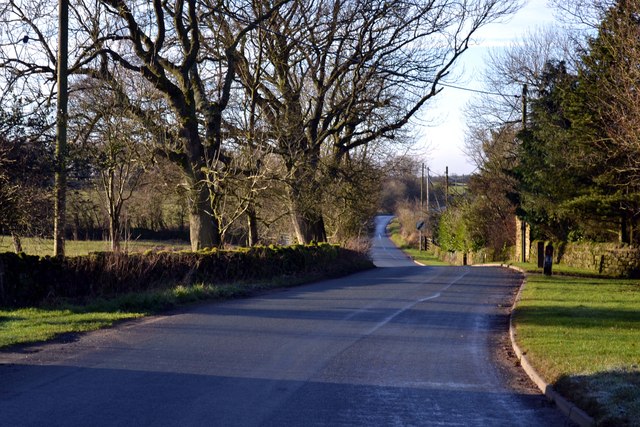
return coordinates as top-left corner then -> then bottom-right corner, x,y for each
0,216 -> 568,426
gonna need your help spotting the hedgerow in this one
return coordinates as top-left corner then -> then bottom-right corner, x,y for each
0,243 -> 372,307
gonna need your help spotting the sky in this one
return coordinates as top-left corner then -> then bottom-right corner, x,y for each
415,0 -> 559,176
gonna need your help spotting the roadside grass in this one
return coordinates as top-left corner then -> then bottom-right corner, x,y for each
0,236 -> 190,257
0,283 -> 257,349
514,273 -> 640,425
399,247 -> 450,266
511,261 -> 603,277
386,219 -> 449,266
0,308 -> 144,348
0,272 -> 349,350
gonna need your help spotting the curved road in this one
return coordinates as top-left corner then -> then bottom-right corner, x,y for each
0,216 -> 567,426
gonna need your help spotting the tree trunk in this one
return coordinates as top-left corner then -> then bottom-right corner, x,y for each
247,206 -> 259,247
620,214 -> 631,244
11,232 -> 23,253
109,216 -> 120,252
288,184 -> 327,244
188,182 -> 220,251
286,151 -> 327,244
290,209 -> 327,244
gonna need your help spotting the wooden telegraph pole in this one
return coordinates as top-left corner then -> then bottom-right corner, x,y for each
53,0 -> 69,257
445,166 -> 449,207
426,167 -> 429,213
520,84 -> 528,263
419,163 -> 424,251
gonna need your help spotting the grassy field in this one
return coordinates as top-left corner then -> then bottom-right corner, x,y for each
0,236 -> 190,257
514,273 -> 640,425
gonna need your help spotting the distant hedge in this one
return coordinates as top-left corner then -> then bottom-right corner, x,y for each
0,244 -> 374,307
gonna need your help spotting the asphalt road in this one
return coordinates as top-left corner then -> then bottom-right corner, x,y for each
0,216 -> 568,426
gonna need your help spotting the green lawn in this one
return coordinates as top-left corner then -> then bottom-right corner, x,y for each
0,236 -> 190,257
0,308 -> 144,348
514,273 -> 640,425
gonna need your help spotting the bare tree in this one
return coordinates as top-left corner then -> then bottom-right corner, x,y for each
69,79 -> 148,252
464,26 -> 573,141
231,0 -> 521,244
0,106 -> 54,251
0,0 -> 289,251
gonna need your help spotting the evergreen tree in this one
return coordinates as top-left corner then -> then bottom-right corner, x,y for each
569,0 -> 640,243
515,60 -> 588,240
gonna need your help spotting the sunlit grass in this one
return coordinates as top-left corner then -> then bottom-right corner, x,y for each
400,247 -> 451,266
514,273 -> 640,425
0,308 -> 144,348
511,261 -> 603,277
0,277 -> 324,350
0,283 -> 253,349
0,235 -> 190,257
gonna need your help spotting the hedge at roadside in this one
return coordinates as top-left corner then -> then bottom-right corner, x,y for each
0,244 -> 374,307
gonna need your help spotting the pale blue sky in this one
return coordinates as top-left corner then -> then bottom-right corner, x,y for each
416,0 -> 558,176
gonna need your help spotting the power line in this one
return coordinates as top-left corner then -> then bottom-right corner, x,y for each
437,81 -> 520,97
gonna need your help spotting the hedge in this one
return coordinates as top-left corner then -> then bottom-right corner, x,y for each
0,244 -> 373,307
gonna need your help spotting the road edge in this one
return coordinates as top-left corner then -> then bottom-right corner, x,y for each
501,264 -> 595,427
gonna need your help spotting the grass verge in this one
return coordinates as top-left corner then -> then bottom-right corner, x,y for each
386,219 -> 449,266
513,273 -> 640,426
0,308 -> 144,348
0,264 -> 371,350
511,261 -> 604,277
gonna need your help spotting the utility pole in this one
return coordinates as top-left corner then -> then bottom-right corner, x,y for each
53,0 -> 69,257
420,163 -> 424,211
419,163 -> 424,251
520,83 -> 528,263
445,166 -> 449,208
426,167 -> 430,213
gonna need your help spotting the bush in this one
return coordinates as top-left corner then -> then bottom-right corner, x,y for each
0,244 -> 373,307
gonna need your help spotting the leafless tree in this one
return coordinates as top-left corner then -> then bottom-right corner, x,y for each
231,0 -> 521,243
69,78 -> 148,252
464,26 -> 573,144
0,0 -> 289,250
577,0 -> 640,190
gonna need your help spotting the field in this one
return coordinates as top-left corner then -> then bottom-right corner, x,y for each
0,236 -> 190,257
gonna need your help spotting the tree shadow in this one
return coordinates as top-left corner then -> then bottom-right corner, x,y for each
0,364 -> 568,426
514,305 -> 639,329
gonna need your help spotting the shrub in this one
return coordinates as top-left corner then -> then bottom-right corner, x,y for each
0,244 -> 373,307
